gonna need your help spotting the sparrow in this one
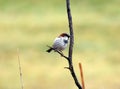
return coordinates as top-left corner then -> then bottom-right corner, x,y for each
46,33 -> 70,53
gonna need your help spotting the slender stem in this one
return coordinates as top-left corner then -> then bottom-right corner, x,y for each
79,63 -> 85,89
66,0 -> 74,61
47,0 -> 83,89
47,46 -> 69,60
66,0 -> 82,89
17,48 -> 24,89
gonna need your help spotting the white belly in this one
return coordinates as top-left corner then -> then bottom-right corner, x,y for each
53,37 -> 67,51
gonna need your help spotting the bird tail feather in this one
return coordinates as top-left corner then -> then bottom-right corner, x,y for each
46,48 -> 53,53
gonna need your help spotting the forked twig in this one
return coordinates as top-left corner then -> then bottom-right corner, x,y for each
47,45 -> 69,60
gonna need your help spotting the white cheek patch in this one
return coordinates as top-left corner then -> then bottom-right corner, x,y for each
63,36 -> 69,40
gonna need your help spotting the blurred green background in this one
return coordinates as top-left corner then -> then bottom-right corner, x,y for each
0,0 -> 120,89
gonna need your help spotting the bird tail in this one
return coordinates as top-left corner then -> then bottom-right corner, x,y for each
46,48 -> 53,53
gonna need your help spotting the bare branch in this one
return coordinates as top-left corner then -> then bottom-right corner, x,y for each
66,0 -> 82,89
66,0 -> 74,61
46,0 -> 83,89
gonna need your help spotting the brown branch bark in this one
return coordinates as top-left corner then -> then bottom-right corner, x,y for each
66,0 -> 82,89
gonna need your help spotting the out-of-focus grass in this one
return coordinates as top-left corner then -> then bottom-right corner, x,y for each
0,0 -> 120,89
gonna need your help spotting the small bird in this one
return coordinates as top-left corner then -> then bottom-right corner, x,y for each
46,33 -> 70,53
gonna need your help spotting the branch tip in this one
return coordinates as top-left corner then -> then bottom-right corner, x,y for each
46,45 -> 69,60
64,67 -> 70,70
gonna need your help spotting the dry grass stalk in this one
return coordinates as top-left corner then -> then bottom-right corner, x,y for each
17,48 -> 24,89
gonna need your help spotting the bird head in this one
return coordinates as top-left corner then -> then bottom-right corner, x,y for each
59,33 -> 70,38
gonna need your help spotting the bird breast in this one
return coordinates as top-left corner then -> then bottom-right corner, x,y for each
53,37 -> 68,51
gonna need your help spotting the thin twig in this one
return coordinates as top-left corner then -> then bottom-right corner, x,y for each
64,67 -> 70,69
17,48 -> 24,89
47,45 -> 69,60
79,63 -> 85,89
